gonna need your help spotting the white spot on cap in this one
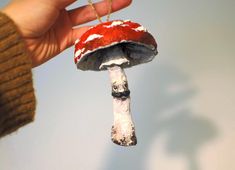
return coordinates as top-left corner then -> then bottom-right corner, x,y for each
75,39 -> 80,44
121,24 -> 130,27
87,26 -> 94,30
104,21 -> 123,28
75,48 -> 85,58
133,26 -> 147,32
123,19 -> 131,22
84,34 -> 103,43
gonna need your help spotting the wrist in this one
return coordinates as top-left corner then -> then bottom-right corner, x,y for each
0,12 -> 36,138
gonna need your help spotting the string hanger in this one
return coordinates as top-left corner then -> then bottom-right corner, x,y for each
88,0 -> 113,23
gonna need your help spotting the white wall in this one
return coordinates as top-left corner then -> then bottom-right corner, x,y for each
0,0 -> 234,170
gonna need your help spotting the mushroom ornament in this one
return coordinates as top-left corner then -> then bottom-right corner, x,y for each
74,20 -> 158,146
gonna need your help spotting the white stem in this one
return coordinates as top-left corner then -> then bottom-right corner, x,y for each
108,66 -> 137,146
100,46 -> 137,146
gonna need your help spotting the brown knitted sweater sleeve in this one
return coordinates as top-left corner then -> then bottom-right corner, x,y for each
0,12 -> 36,138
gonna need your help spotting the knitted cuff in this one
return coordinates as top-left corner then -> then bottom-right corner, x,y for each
0,12 -> 36,138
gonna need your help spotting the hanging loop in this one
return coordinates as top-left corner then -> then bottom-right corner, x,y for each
107,0 -> 113,22
88,0 -> 113,23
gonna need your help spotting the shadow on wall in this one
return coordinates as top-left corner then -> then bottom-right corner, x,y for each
101,63 -> 217,170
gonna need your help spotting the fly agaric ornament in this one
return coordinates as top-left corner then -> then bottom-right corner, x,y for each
74,20 -> 158,146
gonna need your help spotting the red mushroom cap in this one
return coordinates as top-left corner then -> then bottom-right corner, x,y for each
74,20 -> 158,71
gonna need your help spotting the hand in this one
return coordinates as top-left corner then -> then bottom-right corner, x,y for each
2,0 -> 132,67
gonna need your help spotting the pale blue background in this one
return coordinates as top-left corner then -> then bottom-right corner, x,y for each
0,0 -> 235,170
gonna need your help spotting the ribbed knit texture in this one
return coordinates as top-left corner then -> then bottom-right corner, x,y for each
0,12 -> 36,138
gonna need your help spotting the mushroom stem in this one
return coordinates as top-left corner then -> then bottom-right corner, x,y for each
107,66 -> 137,146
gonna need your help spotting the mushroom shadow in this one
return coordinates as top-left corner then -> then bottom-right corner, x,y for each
101,63 -> 217,170
158,109 -> 217,170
